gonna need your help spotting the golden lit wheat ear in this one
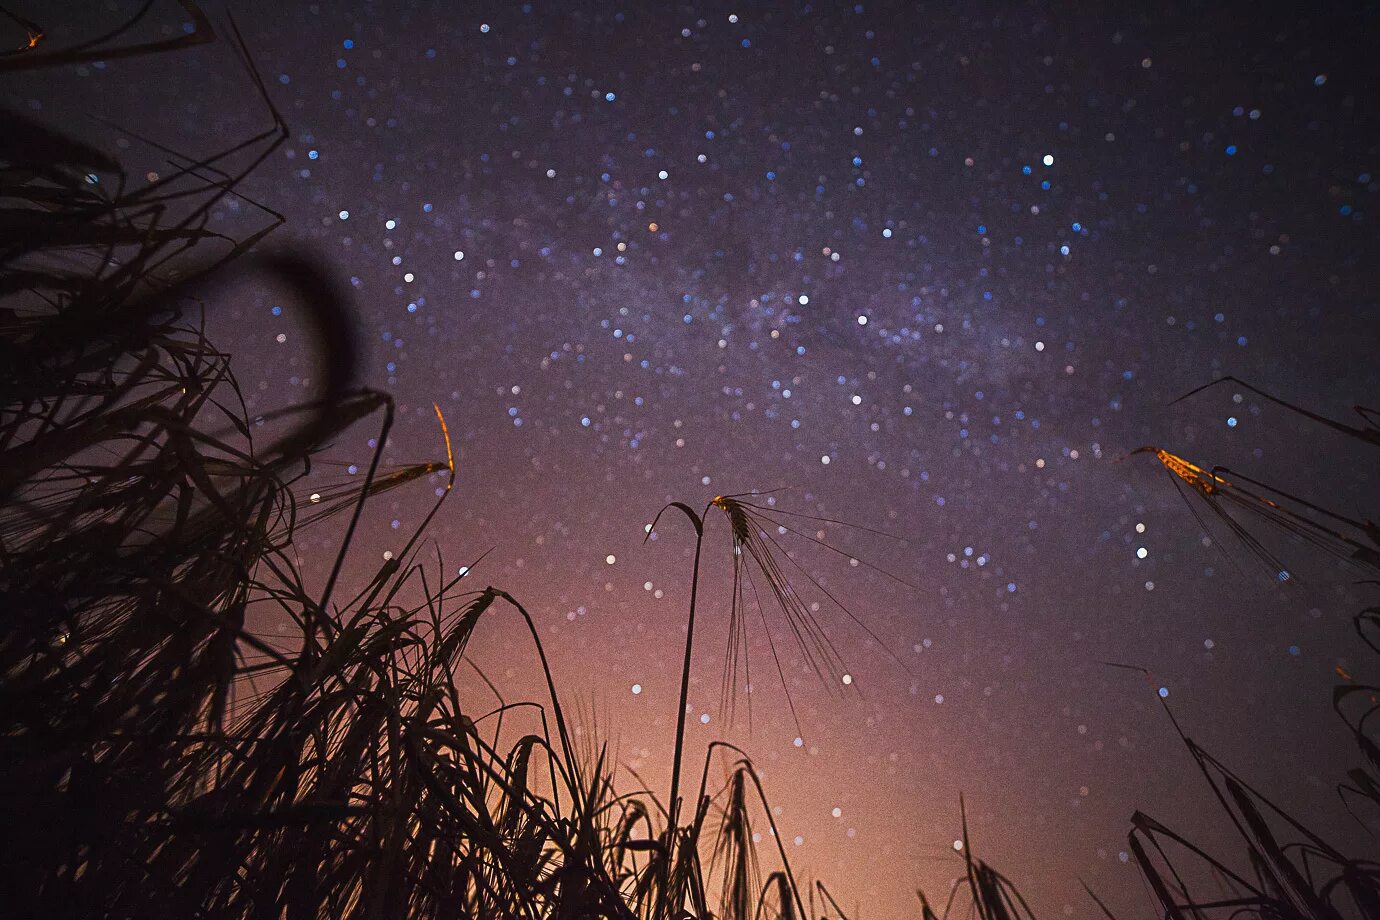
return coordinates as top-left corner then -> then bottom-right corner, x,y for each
1131,446 -> 1346,582
1172,374 -> 1380,449
0,8 -> 42,54
0,1 -> 212,73
1147,447 -> 1296,583
719,530 -> 766,730
1148,446 -> 1380,582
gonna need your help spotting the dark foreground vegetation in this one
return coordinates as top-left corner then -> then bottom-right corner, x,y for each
1,7 -> 1378,919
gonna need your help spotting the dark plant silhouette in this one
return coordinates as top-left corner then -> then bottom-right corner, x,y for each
22,7 -> 1380,920
1121,378 -> 1380,919
0,12 -> 925,919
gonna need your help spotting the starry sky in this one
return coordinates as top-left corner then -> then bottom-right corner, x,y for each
13,2 -> 1380,916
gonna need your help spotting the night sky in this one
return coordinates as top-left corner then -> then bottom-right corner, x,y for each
13,2 -> 1380,916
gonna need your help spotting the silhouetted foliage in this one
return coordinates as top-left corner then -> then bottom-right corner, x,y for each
7,8 -> 1380,920
0,12 -> 868,919
1123,378 -> 1380,919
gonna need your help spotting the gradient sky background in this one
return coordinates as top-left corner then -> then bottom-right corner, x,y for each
11,2 -> 1380,916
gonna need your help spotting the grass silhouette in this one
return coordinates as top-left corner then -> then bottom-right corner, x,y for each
4,7 -> 1380,919
1124,379 -> 1380,919
0,14 -> 915,917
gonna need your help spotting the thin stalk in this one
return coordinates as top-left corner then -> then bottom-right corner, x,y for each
645,500 -> 705,913
668,520 -> 704,832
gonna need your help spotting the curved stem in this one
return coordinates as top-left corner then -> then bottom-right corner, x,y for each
667,520 -> 704,833
646,500 -> 705,913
